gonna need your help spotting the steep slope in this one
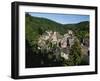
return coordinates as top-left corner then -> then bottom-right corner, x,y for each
25,13 -> 89,45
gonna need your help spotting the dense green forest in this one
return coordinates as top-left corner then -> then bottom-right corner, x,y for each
25,13 -> 89,68
26,13 -> 89,44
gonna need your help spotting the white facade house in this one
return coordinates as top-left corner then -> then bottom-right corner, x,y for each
60,38 -> 67,48
51,32 -> 57,42
68,30 -> 73,35
61,52 -> 69,60
46,30 -> 53,36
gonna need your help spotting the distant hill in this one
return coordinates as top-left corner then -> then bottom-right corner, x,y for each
25,13 -> 89,45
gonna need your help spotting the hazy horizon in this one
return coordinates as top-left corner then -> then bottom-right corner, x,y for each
27,12 -> 89,24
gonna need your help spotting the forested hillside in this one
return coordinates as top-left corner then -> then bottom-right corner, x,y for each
26,13 -> 89,45
25,13 -> 89,68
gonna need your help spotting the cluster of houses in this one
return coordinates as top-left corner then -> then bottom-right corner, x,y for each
37,30 -> 89,61
38,30 -> 76,60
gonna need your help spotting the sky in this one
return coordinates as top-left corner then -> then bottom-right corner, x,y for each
28,12 -> 89,24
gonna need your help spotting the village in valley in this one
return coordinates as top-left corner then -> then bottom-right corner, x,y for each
25,13 -> 90,68
37,30 -> 89,66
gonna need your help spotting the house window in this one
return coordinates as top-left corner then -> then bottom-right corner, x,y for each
67,39 -> 70,46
